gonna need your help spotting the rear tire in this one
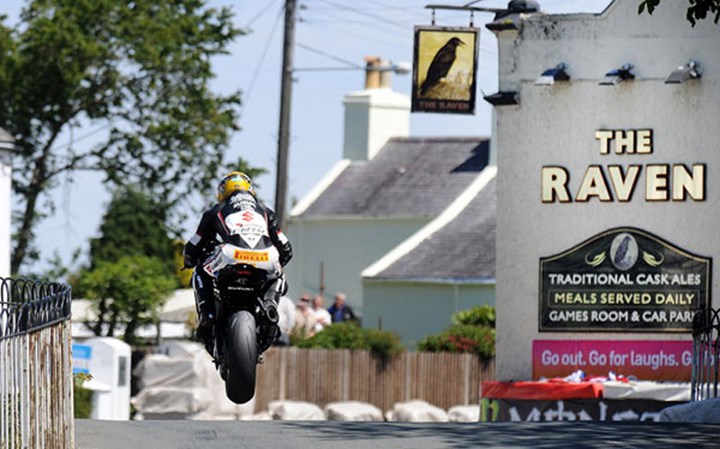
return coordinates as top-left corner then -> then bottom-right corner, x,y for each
225,310 -> 257,404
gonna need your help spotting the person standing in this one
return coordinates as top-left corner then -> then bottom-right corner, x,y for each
311,295 -> 332,333
293,294 -> 317,337
327,292 -> 356,323
275,294 -> 296,346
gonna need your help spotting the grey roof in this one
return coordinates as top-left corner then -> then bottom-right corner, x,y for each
369,176 -> 496,282
299,137 -> 489,218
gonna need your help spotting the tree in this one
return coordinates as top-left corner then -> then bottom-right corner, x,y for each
0,0 -> 246,274
75,255 -> 176,344
88,186 -> 177,275
639,0 -> 720,26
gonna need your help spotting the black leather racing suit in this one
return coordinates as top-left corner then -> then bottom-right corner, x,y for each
183,190 -> 293,340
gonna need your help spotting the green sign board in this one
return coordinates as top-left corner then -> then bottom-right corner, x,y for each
539,227 -> 711,332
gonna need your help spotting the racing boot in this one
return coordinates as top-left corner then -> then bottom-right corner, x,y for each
196,307 -> 215,356
193,270 -> 215,349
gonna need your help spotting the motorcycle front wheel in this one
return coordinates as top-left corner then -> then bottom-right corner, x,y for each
224,310 -> 257,404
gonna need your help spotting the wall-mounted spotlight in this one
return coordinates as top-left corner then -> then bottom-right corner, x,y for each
665,60 -> 701,84
535,63 -> 570,86
483,91 -> 519,106
599,63 -> 635,86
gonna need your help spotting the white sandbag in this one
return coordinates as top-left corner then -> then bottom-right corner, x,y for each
131,386 -> 210,414
324,401 -> 384,421
132,341 -> 256,420
269,400 -> 326,421
133,355 -> 204,390
155,340 -> 205,358
447,405 -> 480,422
386,400 -> 448,422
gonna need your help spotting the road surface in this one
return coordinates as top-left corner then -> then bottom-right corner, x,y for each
75,419 -> 720,448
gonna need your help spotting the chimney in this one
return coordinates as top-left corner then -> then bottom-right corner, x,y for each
342,56 -> 410,161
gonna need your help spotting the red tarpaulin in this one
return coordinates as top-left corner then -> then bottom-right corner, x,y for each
481,381 -> 604,400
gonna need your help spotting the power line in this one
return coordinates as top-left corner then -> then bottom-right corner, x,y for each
313,0 -> 409,32
300,16 -> 497,58
300,19 -> 413,49
242,4 -> 285,111
300,4 -> 419,53
301,15 -> 408,32
302,6 -> 411,39
309,0 -> 428,23
242,0 -> 283,30
296,42 -> 363,69
362,0 -> 429,21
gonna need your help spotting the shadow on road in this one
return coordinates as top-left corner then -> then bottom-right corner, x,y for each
283,420 -> 720,448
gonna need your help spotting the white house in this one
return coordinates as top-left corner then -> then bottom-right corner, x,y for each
285,62 -> 497,345
362,166 -> 496,346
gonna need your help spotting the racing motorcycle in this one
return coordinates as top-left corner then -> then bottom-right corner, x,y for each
198,242 -> 283,404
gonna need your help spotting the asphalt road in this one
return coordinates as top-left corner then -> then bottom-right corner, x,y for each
75,420 -> 720,449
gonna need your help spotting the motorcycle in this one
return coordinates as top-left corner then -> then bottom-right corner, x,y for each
198,242 -> 283,404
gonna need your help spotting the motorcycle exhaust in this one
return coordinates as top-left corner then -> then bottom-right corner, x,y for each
262,301 -> 280,324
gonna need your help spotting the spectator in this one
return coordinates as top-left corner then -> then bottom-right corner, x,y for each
311,295 -> 332,333
327,292 -> 356,323
275,295 -> 296,346
293,294 -> 317,337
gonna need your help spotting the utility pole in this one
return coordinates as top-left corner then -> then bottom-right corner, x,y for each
275,0 -> 297,230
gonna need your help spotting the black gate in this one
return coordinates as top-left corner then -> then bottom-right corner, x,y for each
0,277 -> 74,449
691,308 -> 720,401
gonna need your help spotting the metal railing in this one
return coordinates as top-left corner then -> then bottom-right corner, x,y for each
691,307 -> 720,401
0,278 -> 74,449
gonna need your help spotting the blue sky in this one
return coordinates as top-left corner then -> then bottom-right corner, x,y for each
3,0 -> 612,274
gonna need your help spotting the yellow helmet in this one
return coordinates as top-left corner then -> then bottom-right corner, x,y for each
217,171 -> 254,201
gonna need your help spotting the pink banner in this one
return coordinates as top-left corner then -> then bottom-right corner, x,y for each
532,340 -> 693,382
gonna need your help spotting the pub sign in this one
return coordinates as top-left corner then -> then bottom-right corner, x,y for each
411,26 -> 478,114
539,227 -> 711,332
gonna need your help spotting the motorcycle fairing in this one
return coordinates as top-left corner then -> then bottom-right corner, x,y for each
203,243 -> 280,278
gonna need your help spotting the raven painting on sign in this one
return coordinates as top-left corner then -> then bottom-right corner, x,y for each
412,26 -> 479,114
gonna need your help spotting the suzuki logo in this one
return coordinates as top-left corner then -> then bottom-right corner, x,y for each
241,211 -> 254,222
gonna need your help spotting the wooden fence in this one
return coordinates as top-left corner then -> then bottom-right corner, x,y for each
255,347 -> 495,412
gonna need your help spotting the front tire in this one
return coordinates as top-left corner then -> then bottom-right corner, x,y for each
225,310 -> 257,404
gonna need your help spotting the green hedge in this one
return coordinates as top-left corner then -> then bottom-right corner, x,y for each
292,322 -> 404,359
416,306 -> 496,358
452,304 -> 495,327
73,373 -> 93,418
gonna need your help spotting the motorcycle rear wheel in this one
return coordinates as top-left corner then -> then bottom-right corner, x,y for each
224,310 -> 257,404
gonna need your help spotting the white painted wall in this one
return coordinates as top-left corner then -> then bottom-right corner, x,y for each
343,88 -> 410,161
364,281 -> 495,347
284,217 -> 429,315
0,147 -> 11,278
493,0 -> 720,380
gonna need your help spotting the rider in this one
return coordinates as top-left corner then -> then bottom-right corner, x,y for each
183,171 -> 293,345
